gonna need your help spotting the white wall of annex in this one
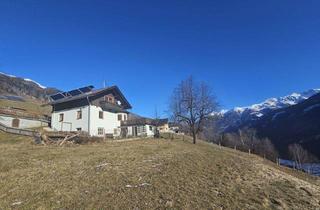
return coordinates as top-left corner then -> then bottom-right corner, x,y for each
124,125 -> 155,137
145,125 -> 155,137
0,115 -> 48,129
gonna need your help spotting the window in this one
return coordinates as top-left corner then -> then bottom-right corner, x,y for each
98,128 -> 104,135
99,111 -> 104,119
104,94 -> 114,103
77,110 -> 82,119
12,118 -> 20,128
137,126 -> 141,133
118,114 -> 122,121
76,127 -> 82,131
142,126 -> 146,133
59,113 -> 64,122
149,126 -> 153,131
124,114 -> 127,121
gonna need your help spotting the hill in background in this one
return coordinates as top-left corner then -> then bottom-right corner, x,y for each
0,72 -> 60,102
250,92 -> 320,160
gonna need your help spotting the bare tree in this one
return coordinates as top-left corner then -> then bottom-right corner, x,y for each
288,144 -> 318,169
198,113 -> 222,143
256,138 -> 278,161
169,76 -> 219,144
222,132 -> 240,148
153,106 -> 161,138
222,129 -> 279,161
239,128 -> 257,152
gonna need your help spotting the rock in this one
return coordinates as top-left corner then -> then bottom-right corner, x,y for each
165,200 -> 173,208
11,201 -> 22,206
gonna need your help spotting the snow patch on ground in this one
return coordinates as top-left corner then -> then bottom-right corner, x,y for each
24,78 -> 47,89
234,107 -> 245,113
304,104 -> 320,113
279,159 -> 320,176
0,72 -> 16,78
255,113 -> 263,117
1,72 -> 47,89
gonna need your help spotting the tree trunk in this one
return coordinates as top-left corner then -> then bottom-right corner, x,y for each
192,132 -> 196,144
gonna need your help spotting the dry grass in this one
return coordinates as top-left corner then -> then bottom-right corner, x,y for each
0,99 -> 51,115
0,132 -> 319,209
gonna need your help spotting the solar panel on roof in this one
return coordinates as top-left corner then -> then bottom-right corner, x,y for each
50,93 -> 65,101
79,85 -> 94,93
62,92 -> 71,97
49,85 -> 95,101
68,89 -> 82,96
79,87 -> 90,93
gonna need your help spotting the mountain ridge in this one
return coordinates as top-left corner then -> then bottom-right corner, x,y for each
0,72 -> 60,101
248,92 -> 320,159
216,88 -> 320,132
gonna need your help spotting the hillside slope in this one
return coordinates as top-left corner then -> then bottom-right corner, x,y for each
0,98 -> 51,115
0,72 -> 60,101
0,133 -> 319,209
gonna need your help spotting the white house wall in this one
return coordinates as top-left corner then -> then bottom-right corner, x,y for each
0,115 -> 48,129
145,125 -> 155,136
89,106 -> 120,136
127,126 -> 133,136
51,106 -> 90,132
124,125 -> 155,137
51,105 -> 128,137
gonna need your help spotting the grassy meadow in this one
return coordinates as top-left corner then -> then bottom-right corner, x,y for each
0,132 -> 319,209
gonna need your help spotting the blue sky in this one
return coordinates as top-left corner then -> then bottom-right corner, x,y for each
0,0 -> 320,117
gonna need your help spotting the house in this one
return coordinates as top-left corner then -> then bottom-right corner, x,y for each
0,107 -> 49,129
120,115 -> 169,138
157,119 -> 170,133
168,122 -> 182,134
49,85 -> 132,137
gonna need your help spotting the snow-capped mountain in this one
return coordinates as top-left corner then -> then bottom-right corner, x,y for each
217,89 -> 320,131
24,78 -> 47,89
0,72 -> 47,89
248,92 -> 320,160
0,72 -> 59,101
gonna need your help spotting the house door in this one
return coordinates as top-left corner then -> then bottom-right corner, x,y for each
12,118 -> 20,128
133,126 -> 138,137
121,128 -> 128,138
